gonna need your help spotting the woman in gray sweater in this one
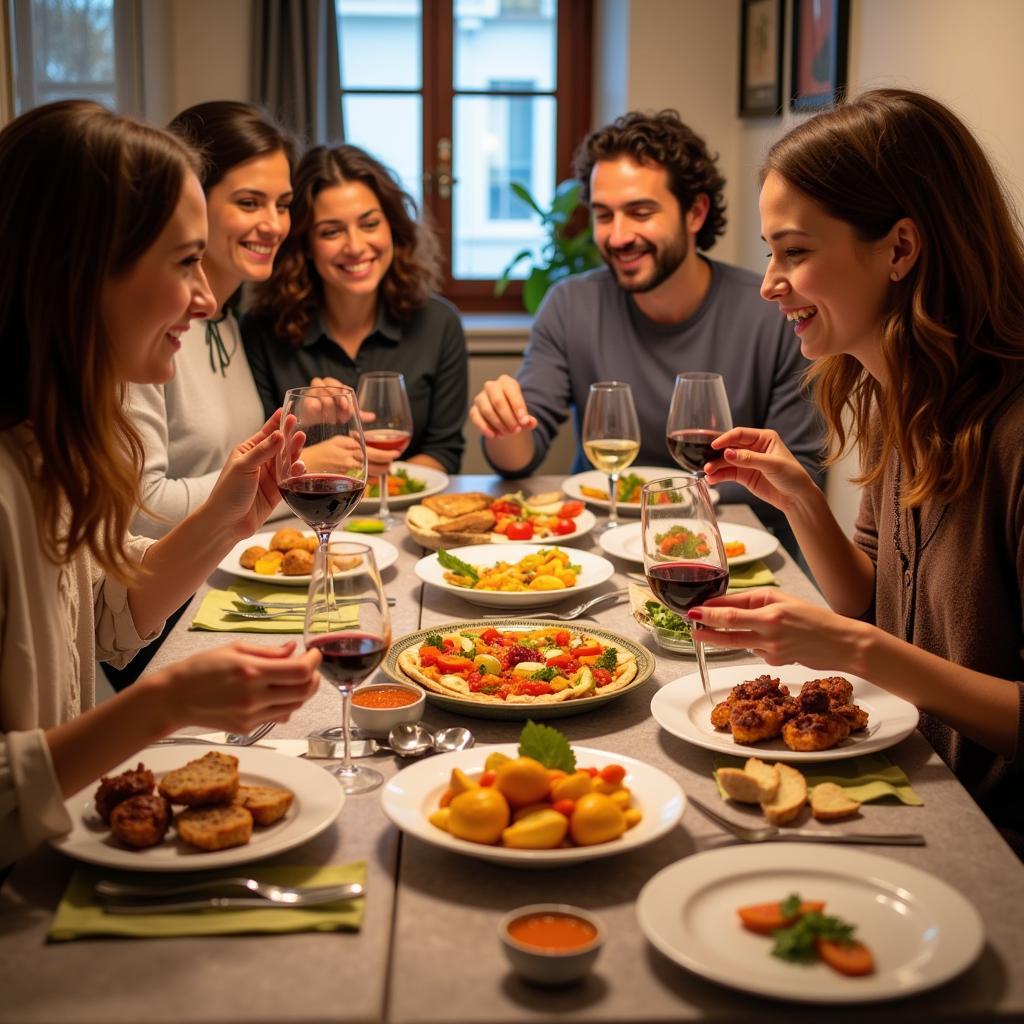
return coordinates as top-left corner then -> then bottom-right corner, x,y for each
692,89 -> 1024,855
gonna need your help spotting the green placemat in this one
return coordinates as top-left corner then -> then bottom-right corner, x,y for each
727,560 -> 777,589
713,753 -> 922,805
49,862 -> 366,941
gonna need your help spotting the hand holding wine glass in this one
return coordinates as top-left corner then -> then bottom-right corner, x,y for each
304,541 -> 391,794
582,381 -> 641,531
357,371 -> 414,529
666,372 -> 733,476
641,476 -> 729,706
277,385 -> 367,550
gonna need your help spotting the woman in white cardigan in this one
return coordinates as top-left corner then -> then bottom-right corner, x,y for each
0,101 -> 320,868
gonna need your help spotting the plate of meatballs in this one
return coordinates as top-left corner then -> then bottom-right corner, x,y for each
220,527 -> 399,586
651,665 -> 920,762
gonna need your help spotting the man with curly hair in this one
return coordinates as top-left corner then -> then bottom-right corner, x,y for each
470,110 -> 823,549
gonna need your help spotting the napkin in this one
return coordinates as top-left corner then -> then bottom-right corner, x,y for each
713,753 -> 923,805
48,862 -> 367,941
189,584 -> 355,634
726,560 -> 777,589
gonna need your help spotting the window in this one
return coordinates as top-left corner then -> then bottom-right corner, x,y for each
10,0 -> 141,114
336,0 -> 592,310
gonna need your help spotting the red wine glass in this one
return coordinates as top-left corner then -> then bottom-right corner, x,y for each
278,385 -> 367,551
304,541 -> 391,794
665,372 -> 733,477
641,476 -> 729,706
356,371 -> 413,530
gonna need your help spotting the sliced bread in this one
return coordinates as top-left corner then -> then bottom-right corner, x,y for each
176,803 -> 253,851
158,751 -> 240,806
811,782 -> 862,821
716,768 -> 764,804
744,757 -> 781,802
760,763 -> 807,825
235,784 -> 294,826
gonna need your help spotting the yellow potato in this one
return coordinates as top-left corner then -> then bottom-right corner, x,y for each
529,575 -> 566,591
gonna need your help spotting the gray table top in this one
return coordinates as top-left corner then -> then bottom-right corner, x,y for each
2,475 -> 1022,1024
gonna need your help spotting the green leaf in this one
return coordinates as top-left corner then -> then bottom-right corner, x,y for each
780,893 -> 801,918
523,266 -> 550,314
518,720 -> 576,773
437,548 -> 479,583
423,633 -> 443,648
771,910 -> 859,963
595,647 -> 618,670
530,666 -> 556,682
510,181 -> 545,216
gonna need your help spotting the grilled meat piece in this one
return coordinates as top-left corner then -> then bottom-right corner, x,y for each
782,712 -> 851,752
94,763 -> 155,824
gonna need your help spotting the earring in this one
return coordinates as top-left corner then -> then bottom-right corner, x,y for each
891,271 -> 901,282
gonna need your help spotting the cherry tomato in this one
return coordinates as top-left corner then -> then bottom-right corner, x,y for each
505,520 -> 535,541
491,500 -> 522,516
552,799 -> 575,817
592,668 -> 612,686
553,518 -> 576,536
557,501 -> 585,518
480,627 -> 502,644
554,630 -> 570,646
599,763 -> 626,785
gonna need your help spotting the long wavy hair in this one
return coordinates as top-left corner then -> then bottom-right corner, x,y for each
249,144 -> 440,346
763,89 -> 1024,507
0,100 -> 199,581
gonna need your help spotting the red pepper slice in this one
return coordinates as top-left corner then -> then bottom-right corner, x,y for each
480,627 -> 502,644
436,654 -> 474,674
573,644 -> 603,658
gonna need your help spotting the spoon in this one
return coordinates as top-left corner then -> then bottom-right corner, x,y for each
432,726 -> 475,753
387,722 -> 438,757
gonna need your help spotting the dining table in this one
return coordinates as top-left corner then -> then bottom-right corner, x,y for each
1,474 -> 1022,1024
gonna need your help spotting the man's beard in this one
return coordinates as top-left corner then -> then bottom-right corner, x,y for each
602,229 -> 688,293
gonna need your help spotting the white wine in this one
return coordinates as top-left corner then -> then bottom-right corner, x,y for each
584,438 -> 640,474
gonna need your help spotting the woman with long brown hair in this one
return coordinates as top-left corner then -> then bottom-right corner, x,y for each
242,144 -> 467,475
0,101 -> 320,867
691,89 -> 1024,852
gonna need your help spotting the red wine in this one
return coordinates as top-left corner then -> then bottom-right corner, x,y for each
280,474 -> 365,530
364,429 -> 411,455
646,561 -> 729,614
666,428 -> 720,474
308,632 -> 387,690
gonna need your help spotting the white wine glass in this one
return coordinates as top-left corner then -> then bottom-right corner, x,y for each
641,476 -> 729,706
665,372 -> 733,477
582,381 -> 641,531
304,541 -> 391,794
356,371 -> 413,530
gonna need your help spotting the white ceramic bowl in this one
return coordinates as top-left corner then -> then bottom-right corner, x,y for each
499,904 -> 606,986
349,681 -> 425,739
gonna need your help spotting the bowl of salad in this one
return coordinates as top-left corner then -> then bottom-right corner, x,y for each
627,584 -> 736,657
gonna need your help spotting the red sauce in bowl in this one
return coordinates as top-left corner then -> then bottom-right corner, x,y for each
507,912 -> 598,952
352,686 -> 420,709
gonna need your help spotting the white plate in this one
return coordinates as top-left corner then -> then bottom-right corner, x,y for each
52,744 -> 345,872
651,664 -> 920,763
493,508 -> 598,545
381,744 -> 684,867
357,462 -> 449,511
414,543 -> 616,608
637,844 -> 984,1003
219,530 -> 399,586
598,521 -> 778,568
562,466 -> 719,515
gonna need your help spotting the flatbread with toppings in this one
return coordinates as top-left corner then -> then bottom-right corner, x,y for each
396,625 -> 637,706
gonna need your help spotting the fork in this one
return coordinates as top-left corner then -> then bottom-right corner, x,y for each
687,795 -> 925,845
96,876 -> 364,905
232,595 -> 396,610
151,722 -> 276,747
483,588 -> 629,621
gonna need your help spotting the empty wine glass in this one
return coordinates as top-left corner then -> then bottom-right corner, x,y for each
357,371 -> 413,529
278,385 -> 367,550
582,381 -> 641,531
665,372 -> 733,476
641,476 -> 729,706
305,541 -> 391,794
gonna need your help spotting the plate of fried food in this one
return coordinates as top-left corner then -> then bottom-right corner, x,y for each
355,462 -> 449,511
562,467 -> 719,515
383,619 -> 655,719
414,544 -> 615,609
650,665 -> 919,763
405,490 -> 596,549
52,745 -> 345,871
220,527 -> 399,586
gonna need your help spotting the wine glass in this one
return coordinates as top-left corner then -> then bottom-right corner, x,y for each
305,541 -> 391,794
582,381 -> 641,531
641,476 -> 729,706
356,371 -> 414,529
665,372 -> 733,476
278,385 -> 367,550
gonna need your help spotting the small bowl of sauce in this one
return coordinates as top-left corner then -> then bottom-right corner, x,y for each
499,904 -> 606,986
349,682 -> 425,738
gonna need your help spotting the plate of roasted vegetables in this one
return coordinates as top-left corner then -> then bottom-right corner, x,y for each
562,467 -> 719,515
356,463 -> 449,511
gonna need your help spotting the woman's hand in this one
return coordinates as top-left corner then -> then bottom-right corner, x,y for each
205,411 -> 286,539
310,376 -> 398,478
688,589 -> 871,670
704,427 -> 818,513
153,640 -> 322,734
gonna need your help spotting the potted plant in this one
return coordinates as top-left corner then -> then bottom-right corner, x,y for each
495,179 -> 602,314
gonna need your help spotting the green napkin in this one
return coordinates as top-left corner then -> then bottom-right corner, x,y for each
49,862 -> 366,941
727,560 -> 777,589
189,584 -> 356,634
713,753 -> 923,805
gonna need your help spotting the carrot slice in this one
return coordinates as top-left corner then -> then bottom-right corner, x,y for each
816,938 -> 875,976
737,900 -> 826,935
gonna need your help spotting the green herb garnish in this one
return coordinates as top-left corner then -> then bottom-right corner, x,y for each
437,548 -> 479,583
595,647 -> 618,670
518,720 -> 576,773
530,667 -> 556,682
771,907 -> 858,963
423,633 -> 443,648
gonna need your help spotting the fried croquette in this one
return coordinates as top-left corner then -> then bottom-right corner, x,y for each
270,527 -> 306,552
732,675 -> 790,703
158,751 -> 239,806
94,763 -> 155,823
782,712 -> 851,752
731,701 -> 786,745
710,700 -> 733,731
109,793 -> 171,848
281,547 -> 314,575
801,676 -> 854,705
239,545 -> 268,570
833,702 -> 870,732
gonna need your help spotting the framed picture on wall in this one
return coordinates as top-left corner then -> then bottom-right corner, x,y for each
790,0 -> 849,111
739,0 -> 784,117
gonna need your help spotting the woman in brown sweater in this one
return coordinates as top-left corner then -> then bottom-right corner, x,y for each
693,89 -> 1024,854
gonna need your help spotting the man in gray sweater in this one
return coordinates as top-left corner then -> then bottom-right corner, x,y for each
469,110 -> 823,550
